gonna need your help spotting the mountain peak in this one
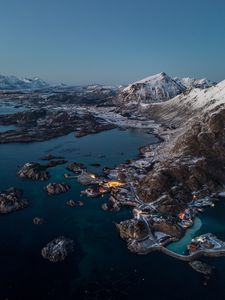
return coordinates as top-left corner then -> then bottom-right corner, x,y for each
117,72 -> 186,105
159,71 -> 167,77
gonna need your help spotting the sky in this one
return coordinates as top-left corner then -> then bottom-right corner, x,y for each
0,0 -> 225,85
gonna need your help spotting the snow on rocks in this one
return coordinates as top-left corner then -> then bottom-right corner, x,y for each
116,72 -> 186,105
0,187 -> 28,214
41,236 -> 74,262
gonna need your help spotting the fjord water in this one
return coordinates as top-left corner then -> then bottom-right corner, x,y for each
0,119 -> 225,299
0,128 -> 156,299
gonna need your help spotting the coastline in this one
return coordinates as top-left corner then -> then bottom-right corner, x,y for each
1,100 -> 225,265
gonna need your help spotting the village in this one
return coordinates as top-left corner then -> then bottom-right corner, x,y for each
61,142 -> 225,262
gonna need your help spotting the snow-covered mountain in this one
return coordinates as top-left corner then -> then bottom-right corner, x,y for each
116,72 -> 187,106
139,79 -> 225,127
0,75 -> 50,91
174,77 -> 216,90
114,72 -> 216,108
0,74 -> 120,96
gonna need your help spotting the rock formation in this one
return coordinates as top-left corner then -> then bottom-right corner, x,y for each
41,236 -> 74,262
0,187 -> 28,214
17,162 -> 50,181
44,183 -> 71,195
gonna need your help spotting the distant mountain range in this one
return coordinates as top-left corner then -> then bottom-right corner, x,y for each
0,72 -> 217,106
0,74 -> 120,94
0,75 -> 51,91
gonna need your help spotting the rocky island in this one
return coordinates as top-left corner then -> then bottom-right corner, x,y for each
41,236 -> 74,262
0,187 -> 28,214
44,183 -> 71,195
18,162 -> 50,181
17,160 -> 67,181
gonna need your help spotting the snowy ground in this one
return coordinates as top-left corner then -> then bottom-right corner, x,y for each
46,104 -> 161,131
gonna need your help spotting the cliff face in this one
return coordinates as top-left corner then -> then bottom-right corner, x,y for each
137,81 -> 225,215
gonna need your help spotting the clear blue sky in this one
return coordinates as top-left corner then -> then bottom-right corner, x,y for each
0,0 -> 225,85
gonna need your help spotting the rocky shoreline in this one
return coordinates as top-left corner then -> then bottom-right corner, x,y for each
1,83 -> 225,269
102,83 -> 225,265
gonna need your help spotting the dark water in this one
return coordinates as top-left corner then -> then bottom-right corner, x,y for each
0,127 -> 225,300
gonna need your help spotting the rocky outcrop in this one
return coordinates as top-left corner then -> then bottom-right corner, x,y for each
33,217 -> 45,225
0,187 -> 28,214
45,159 -> 67,168
44,183 -> 71,195
189,261 -> 213,275
41,236 -> 74,262
17,160 -> 67,181
17,163 -> 50,181
116,219 -> 149,240
66,162 -> 86,173
66,199 -> 84,207
151,217 -> 183,238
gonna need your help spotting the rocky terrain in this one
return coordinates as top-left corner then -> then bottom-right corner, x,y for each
66,162 -> 86,173
41,236 -> 74,262
18,163 -> 50,181
33,217 -> 45,225
17,160 -> 67,181
0,187 -> 28,214
189,260 -> 213,275
137,80 -> 225,213
113,79 -> 225,253
0,109 -> 115,143
44,183 -> 71,195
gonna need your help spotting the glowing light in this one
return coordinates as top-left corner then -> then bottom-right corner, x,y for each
105,181 -> 125,188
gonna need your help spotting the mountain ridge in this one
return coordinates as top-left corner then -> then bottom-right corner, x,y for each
115,72 -> 216,107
